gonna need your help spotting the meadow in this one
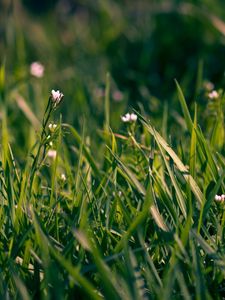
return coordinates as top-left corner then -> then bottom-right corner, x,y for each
0,0 -> 225,299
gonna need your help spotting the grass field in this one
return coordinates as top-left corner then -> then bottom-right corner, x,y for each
0,1 -> 225,299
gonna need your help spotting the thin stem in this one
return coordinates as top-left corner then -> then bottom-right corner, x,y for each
28,100 -> 53,198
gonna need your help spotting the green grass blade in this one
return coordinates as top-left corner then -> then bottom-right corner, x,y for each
175,79 -> 193,133
190,103 -> 197,178
63,123 -> 101,177
141,118 -> 204,205
104,72 -> 110,131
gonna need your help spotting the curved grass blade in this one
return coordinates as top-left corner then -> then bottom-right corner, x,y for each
175,80 -> 193,133
154,129 -> 187,219
140,118 -> 204,206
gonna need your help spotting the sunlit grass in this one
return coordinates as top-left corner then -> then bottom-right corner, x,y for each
0,58 -> 224,298
0,1 -> 225,298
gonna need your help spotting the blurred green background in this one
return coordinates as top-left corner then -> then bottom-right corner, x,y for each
1,0 -> 225,149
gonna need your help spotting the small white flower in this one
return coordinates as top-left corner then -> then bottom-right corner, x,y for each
208,90 -> 219,100
121,112 -> 137,123
47,149 -> 57,159
130,113 -> 137,122
48,123 -> 57,132
49,141 -> 53,147
121,113 -> 130,122
61,173 -> 66,181
30,62 -> 44,78
215,194 -> 222,201
221,194 -> 225,201
50,90 -> 64,108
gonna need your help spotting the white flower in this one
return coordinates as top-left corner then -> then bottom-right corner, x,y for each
47,149 -> 57,159
215,195 -> 221,201
61,173 -> 66,181
121,112 -> 137,123
121,113 -> 130,122
30,62 -> 44,78
215,194 -> 225,202
50,90 -> 64,108
48,123 -> 57,132
130,113 -> 137,122
208,90 -> 219,100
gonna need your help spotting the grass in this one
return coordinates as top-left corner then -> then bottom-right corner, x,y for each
0,69 -> 224,298
1,1 -> 225,299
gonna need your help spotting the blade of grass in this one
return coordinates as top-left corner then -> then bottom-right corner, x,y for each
140,118 -> 204,205
63,123 -> 100,177
154,129 -> 187,219
104,72 -> 110,131
175,80 -> 193,133
190,103 -> 197,178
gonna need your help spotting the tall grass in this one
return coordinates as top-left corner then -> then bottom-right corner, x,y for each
1,1 -> 225,299
0,61 -> 224,298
